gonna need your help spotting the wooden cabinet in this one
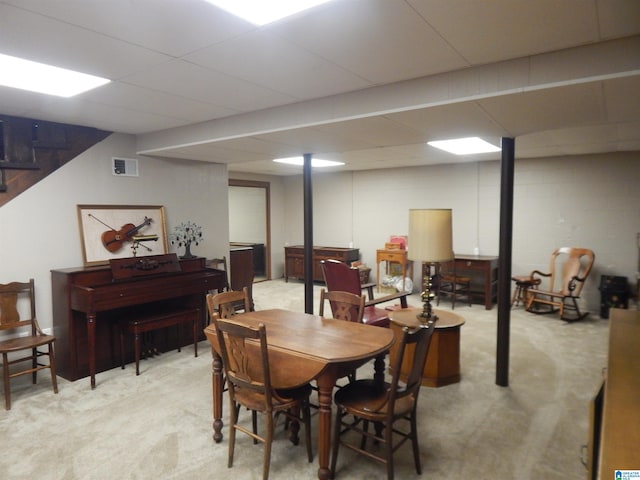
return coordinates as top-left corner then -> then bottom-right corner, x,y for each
284,246 -> 359,282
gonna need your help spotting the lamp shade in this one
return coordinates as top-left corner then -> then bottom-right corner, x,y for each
408,209 -> 454,262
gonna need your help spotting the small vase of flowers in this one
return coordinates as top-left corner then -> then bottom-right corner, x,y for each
170,221 -> 203,259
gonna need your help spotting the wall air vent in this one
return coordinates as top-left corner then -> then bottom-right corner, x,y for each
112,157 -> 138,177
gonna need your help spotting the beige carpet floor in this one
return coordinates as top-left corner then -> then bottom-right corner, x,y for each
0,279 -> 611,479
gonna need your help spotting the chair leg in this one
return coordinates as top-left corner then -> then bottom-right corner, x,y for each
252,410 -> 259,444
228,401 -> 238,468
410,411 -> 422,475
451,284 -> 456,309
385,420 -> 394,480
32,347 -> 38,384
361,419 -> 369,449
3,353 -> 10,410
263,414 -> 274,480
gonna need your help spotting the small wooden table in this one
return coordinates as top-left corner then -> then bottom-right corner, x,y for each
376,248 -> 413,291
389,308 -> 465,387
454,255 -> 499,309
204,308 -> 395,480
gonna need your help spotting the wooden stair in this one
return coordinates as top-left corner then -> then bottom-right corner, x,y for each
1,114 -> 111,208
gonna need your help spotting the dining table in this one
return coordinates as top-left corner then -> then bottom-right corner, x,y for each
203,308 -> 396,480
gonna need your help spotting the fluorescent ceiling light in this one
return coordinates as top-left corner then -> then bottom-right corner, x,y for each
274,157 -> 344,168
205,0 -> 333,25
428,137 -> 501,155
0,53 -> 110,97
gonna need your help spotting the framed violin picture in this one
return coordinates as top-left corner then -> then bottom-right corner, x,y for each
77,204 -> 168,265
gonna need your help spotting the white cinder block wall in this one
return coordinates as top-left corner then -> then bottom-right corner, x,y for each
278,152 -> 640,313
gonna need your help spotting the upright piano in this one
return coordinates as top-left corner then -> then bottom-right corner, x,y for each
51,255 -> 225,388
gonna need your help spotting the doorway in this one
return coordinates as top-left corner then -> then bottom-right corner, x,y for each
228,179 -> 270,281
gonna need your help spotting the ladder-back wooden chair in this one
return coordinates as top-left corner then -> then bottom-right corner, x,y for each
526,247 -> 595,321
435,260 -> 472,309
0,279 -> 58,410
208,256 -> 230,291
212,317 -> 313,480
318,288 -> 366,385
330,321 -> 436,480
318,288 -> 365,323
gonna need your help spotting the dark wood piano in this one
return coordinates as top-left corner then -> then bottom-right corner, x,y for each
51,254 -> 225,388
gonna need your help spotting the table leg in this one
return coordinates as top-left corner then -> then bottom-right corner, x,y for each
373,353 -> 386,385
316,375 -> 337,480
211,349 -> 224,443
87,313 -> 96,389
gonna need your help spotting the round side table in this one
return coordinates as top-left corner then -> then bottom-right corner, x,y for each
388,308 -> 465,387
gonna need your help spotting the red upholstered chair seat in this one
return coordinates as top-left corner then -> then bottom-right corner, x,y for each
362,306 -> 390,328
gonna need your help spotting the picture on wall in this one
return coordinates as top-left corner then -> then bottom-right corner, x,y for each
77,204 -> 168,265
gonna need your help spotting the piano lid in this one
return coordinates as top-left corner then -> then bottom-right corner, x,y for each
110,253 -> 181,280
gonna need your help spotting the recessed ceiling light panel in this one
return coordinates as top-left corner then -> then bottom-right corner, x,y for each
0,53 -> 110,97
428,137 -> 501,155
205,0 -> 333,25
274,157 -> 344,168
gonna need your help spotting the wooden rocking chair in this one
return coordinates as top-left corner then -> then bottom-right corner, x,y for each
525,247 -> 595,321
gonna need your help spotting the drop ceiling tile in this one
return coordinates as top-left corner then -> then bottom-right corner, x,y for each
184,29 -> 370,100
0,3 -> 170,77
411,0 -> 599,65
596,0 -> 640,38
2,0 -> 253,56
86,82 -> 235,126
269,0 -> 468,83
122,60 -> 296,112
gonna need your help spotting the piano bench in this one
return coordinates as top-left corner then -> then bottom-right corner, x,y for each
119,307 -> 200,376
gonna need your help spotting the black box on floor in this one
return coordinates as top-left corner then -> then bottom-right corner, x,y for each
599,275 -> 629,318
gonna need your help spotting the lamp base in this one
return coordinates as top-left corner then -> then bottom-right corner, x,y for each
417,265 -> 438,324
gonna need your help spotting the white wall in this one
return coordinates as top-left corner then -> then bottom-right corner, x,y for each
279,152 -> 640,311
0,133 -> 229,332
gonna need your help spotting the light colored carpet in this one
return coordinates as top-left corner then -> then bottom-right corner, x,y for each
0,279 -> 610,479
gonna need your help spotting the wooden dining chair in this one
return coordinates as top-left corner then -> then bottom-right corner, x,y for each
330,321 -> 436,480
208,256 -> 230,291
321,259 -> 409,328
206,287 -> 253,394
318,288 -> 366,386
212,317 -> 313,480
318,288 -> 365,323
436,260 -> 471,309
206,287 -> 252,321
0,279 -> 58,410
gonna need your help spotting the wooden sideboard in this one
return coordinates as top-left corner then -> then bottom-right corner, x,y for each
587,308 -> 640,480
284,246 -> 359,282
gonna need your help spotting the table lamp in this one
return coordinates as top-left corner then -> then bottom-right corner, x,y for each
408,209 -> 454,322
